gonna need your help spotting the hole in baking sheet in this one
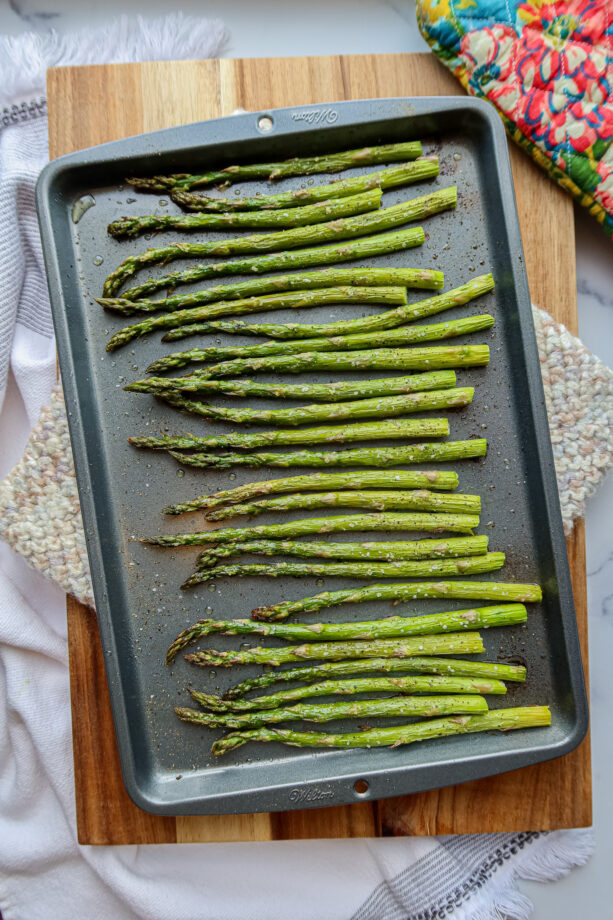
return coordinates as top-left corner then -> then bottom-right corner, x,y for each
257,115 -> 274,132
354,779 -> 369,795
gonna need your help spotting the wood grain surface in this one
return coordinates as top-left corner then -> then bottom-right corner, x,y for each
47,53 -> 591,846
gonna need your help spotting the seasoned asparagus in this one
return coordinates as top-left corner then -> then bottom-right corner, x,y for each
210,707 -> 552,755
147,320 -> 492,373
98,267 -> 444,316
223,657 -> 527,700
171,159 -> 439,211
182,554 -> 503,588
102,188 -> 456,295
128,417 -> 450,451
185,632 -> 485,668
155,372 -> 456,403
157,388 -> 474,427
160,276 -> 495,344
108,190 -> 383,238
176,695 -> 489,730
143,513 -> 480,548
164,469 -> 460,515
192,675 -> 507,713
127,141 -> 424,191
203,489 -> 481,523
252,581 -> 543,621
107,285 -> 408,351
195,536 -> 488,569
110,228 -> 426,302
166,604 -> 523,662
171,439 -> 488,470
146,344 -> 490,379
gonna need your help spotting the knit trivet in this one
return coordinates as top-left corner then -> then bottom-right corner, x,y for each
1,307 -> 612,608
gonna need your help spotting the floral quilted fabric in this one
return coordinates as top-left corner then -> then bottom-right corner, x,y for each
417,0 -> 613,237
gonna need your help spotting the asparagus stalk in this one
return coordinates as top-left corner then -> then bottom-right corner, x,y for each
161,276 -> 495,345
98,267 -> 444,316
147,321 -> 492,374
143,513 -> 480,548
203,489 -> 481,523
108,190 -> 383,239
127,141 -> 424,191
177,695 -> 489,730
223,657 -> 527,700
171,159 -> 439,211
107,285 -> 407,351
182,554 -> 503,588
128,417 -> 450,451
170,439 -> 488,470
195,536 -> 488,569
252,581 -> 543,621
146,345 -> 490,379
102,188 -> 455,296
144,371 -> 455,401
166,604 -> 523,663
185,632 -> 485,668
210,707 -> 552,755
157,388 -> 474,427
165,469 -> 460,515
192,675 -> 506,713
110,228 -> 426,302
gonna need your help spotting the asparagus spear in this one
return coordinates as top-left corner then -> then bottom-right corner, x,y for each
195,536 -> 488,569
171,160 -> 438,211
157,388 -> 474,427
157,371 -> 455,402
223,656 -> 527,699
143,513 -> 480,548
203,489 -> 481,523
192,675 -> 507,713
171,439 -> 488,470
98,267 -> 444,316
102,188 -> 455,295
210,706 -> 552,755
147,321 -> 492,374
108,190 -> 383,239
127,141 -> 423,191
252,581 -> 543,621
129,417 -> 450,451
160,276 -> 495,345
182,554 -> 503,588
107,285 -> 407,351
165,469 -> 460,514
167,604 -> 523,663
177,695 -> 489,730
185,632 -> 485,668
111,228 -> 426,302
147,344 -> 490,380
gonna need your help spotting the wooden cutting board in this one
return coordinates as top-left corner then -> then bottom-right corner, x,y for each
47,53 -> 591,845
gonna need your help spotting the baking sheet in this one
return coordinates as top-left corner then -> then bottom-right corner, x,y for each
36,98 -> 588,814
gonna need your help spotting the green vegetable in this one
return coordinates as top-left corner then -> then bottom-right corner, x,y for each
252,581 -> 543,621
210,707 -> 552,755
166,604 -> 524,663
127,141 -> 424,191
141,512 -> 480,548
171,159 -> 438,211
165,469 -> 460,515
108,189 -> 383,238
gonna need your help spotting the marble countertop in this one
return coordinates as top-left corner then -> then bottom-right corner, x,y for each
1,1 -> 610,915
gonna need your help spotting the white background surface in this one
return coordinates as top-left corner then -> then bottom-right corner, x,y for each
0,1 -> 611,916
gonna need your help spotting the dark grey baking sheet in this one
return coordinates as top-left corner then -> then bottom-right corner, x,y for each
36,97 -> 588,815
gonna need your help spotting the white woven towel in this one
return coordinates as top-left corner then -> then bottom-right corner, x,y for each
0,18 -> 598,920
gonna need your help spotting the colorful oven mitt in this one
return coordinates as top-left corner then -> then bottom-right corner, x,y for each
416,0 -> 613,237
